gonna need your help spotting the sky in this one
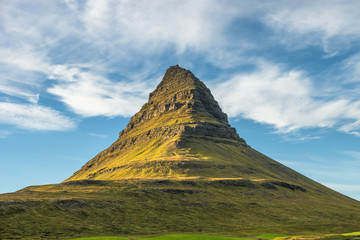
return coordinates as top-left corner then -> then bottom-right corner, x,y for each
0,0 -> 360,201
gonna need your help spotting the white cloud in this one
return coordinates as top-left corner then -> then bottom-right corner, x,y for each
339,121 -> 360,136
264,0 -> 360,54
0,130 -> 11,139
214,61 -> 350,132
81,0 -> 235,54
342,54 -> 360,82
0,47 -> 50,73
0,85 -> 39,104
89,132 -> 108,139
0,47 -> 49,103
0,102 -> 76,131
47,65 -> 151,117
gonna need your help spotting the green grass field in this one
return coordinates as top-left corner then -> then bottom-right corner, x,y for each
70,234 -> 252,240
256,233 -> 292,239
69,232 -> 360,240
71,237 -> 129,240
138,234 -> 249,240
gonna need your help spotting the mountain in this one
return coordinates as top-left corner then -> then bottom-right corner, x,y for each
67,64 -> 244,181
1,65 -> 359,240
67,65 -> 312,185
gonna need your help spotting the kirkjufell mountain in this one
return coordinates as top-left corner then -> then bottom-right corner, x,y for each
67,65 -> 311,185
0,66 -> 359,240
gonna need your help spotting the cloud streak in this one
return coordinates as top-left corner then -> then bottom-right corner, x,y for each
47,65 -> 152,117
263,0 -> 360,55
0,102 -> 76,131
213,60 -> 359,133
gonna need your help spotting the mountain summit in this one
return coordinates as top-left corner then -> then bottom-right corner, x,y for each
68,66 -> 314,187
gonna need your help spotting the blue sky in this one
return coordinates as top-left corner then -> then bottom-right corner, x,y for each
1,0 -> 360,200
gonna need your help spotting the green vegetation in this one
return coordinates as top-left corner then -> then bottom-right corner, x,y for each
286,232 -> 360,240
71,237 -> 128,240
68,232 -> 360,240
344,232 -> 360,236
138,234 -> 248,240
256,233 -> 292,239
71,234 -> 272,240
1,179 -> 359,239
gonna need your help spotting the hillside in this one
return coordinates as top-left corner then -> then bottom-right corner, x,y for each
0,65 -> 359,239
1,178 -> 359,239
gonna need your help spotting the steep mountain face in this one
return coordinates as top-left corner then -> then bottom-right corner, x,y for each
67,66 -> 323,192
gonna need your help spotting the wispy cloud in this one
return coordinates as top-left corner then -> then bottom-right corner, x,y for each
339,150 -> 360,163
214,60 -> 353,133
47,65 -> 152,117
0,102 -> 76,131
339,121 -> 360,136
89,132 -> 108,139
81,0 -> 240,54
263,0 -> 360,55
342,54 -> 360,83
0,130 -> 12,139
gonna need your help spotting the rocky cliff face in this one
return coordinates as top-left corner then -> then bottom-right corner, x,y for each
120,65 -> 236,139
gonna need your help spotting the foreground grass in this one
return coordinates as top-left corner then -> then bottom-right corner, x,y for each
70,234 -> 250,240
343,232 -> 360,236
138,234 -> 249,240
71,237 -> 128,240
70,232 -> 360,240
256,233 -> 292,239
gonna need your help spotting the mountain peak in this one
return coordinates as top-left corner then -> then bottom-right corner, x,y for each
147,65 -> 229,125
151,65 -> 198,95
